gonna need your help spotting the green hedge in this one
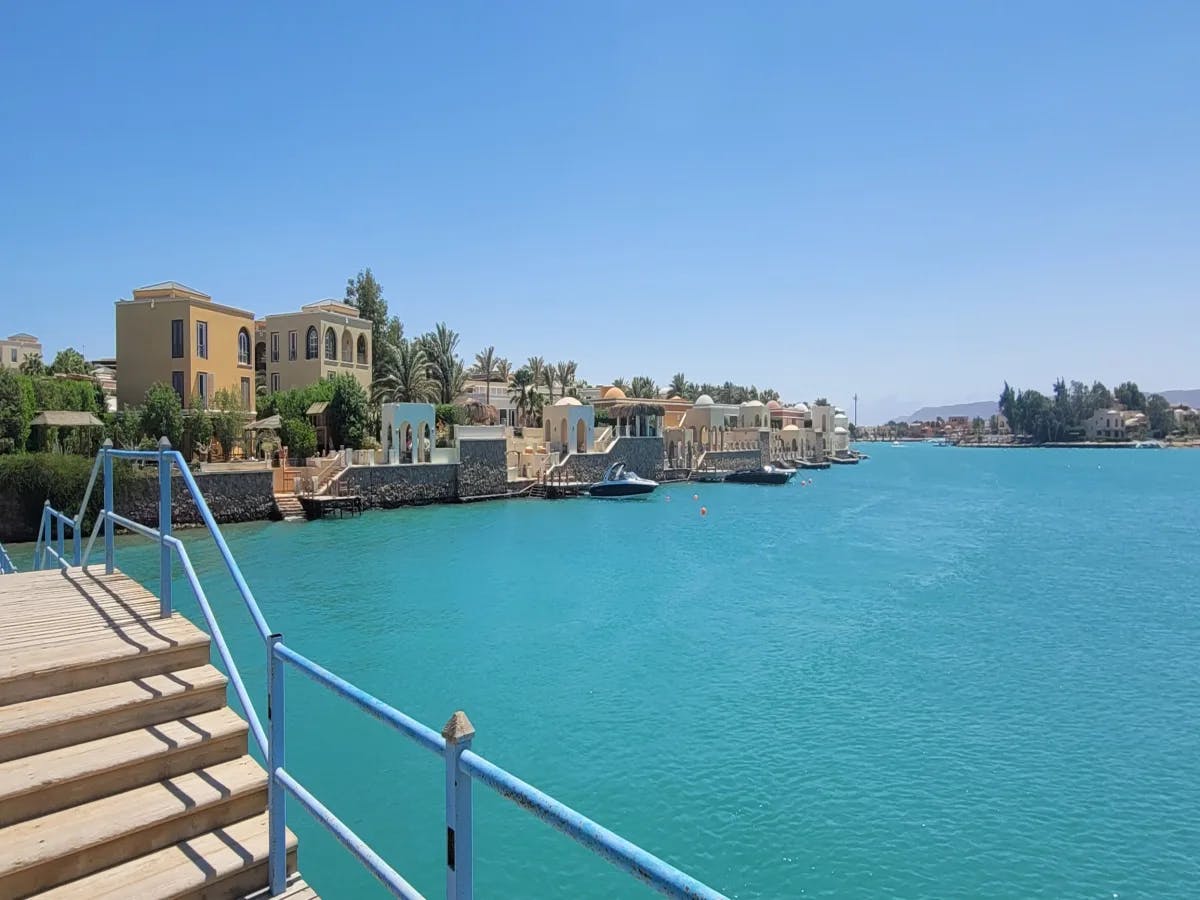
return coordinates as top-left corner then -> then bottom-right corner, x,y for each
0,453 -> 138,536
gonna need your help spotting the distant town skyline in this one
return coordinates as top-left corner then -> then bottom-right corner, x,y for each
2,2 -> 1197,426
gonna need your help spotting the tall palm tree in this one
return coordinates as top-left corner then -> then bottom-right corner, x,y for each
418,323 -> 464,404
527,356 -> 547,404
473,346 -> 496,405
630,376 -> 659,399
372,339 -> 436,405
526,384 -> 545,427
509,367 -> 533,425
611,377 -> 630,392
554,361 -> 574,399
669,373 -> 688,397
494,357 -> 512,385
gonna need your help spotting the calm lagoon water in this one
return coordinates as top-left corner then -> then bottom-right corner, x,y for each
11,445 -> 1200,898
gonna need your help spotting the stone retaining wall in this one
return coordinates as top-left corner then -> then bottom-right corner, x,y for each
457,439 -> 508,498
116,471 -> 278,528
553,437 -> 665,483
699,449 -> 763,472
338,464 -> 458,508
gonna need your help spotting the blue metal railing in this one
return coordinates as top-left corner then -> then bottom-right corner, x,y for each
34,439 -> 727,900
0,539 -> 15,574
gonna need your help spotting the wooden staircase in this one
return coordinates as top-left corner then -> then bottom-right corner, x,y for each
0,568 -> 303,899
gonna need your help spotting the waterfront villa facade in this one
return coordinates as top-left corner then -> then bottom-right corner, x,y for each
1085,409 -> 1127,440
1,332 -> 42,369
263,300 -> 371,394
115,282 -> 256,412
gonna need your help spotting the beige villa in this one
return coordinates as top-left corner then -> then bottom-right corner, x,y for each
1,333 -> 42,370
263,300 -> 371,394
115,282 -> 256,412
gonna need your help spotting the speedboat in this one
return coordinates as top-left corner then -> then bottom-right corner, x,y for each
1134,440 -> 1163,449
891,441 -> 903,447
724,466 -> 793,485
587,462 -> 659,498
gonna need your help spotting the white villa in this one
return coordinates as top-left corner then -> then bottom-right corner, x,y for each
543,397 -> 594,455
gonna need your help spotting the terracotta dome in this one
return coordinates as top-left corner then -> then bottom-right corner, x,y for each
767,400 -> 782,410
555,396 -> 582,406
695,394 -> 714,406
603,386 -> 626,400
669,395 -> 684,402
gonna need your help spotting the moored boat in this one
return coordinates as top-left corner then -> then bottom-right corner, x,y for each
724,466 -> 794,485
587,462 -> 659,498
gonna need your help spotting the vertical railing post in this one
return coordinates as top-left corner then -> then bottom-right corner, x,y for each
72,514 -> 81,566
158,437 -> 173,617
443,710 -> 475,900
56,511 -> 64,563
35,501 -> 49,569
268,634 -> 287,895
102,439 -> 114,574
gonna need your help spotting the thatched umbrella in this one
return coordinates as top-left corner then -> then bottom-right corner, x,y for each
461,401 -> 500,426
610,401 -> 666,438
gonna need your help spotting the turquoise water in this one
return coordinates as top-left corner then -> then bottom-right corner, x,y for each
9,445 -> 1200,897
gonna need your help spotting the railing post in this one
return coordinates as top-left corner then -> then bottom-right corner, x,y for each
102,439 -> 114,574
56,510 -> 64,563
72,514 -> 81,566
268,634 -> 287,895
158,437 -> 173,617
443,710 -> 475,900
35,501 -> 49,569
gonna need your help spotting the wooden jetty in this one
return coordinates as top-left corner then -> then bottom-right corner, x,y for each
0,566 -> 315,899
298,494 -> 363,519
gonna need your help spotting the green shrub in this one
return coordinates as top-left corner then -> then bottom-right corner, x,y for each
328,374 -> 368,449
139,383 -> 183,448
280,417 -> 317,460
0,453 -> 139,536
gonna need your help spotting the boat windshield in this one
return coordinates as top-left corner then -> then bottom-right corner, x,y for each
606,463 -> 626,481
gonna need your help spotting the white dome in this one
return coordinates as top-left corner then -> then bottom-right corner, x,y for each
793,403 -> 810,413
782,424 -> 801,432
833,426 -> 848,434
741,399 -> 765,407
555,396 -> 581,406
695,394 -> 714,406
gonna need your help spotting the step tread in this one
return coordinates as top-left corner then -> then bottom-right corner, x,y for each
0,665 -> 227,739
0,707 -> 246,807
0,756 -> 267,878
29,812 -> 299,900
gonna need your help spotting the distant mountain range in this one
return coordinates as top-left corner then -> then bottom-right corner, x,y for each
899,401 -> 997,423
898,389 -> 1200,423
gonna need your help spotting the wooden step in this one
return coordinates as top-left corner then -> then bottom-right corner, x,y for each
0,614 -> 212,705
0,756 -> 269,897
29,812 -> 299,900
0,665 -> 228,764
0,708 -> 248,827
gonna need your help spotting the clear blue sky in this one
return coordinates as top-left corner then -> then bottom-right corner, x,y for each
2,2 -> 1196,422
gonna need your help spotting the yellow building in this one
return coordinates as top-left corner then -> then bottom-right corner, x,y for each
1,333 -> 42,370
115,282 -> 256,412
262,300 -> 371,394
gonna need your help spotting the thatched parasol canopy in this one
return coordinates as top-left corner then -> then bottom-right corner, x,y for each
461,401 -> 499,425
610,401 -> 665,418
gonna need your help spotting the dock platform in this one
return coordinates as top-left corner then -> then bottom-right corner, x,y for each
0,567 -> 311,899
298,494 -> 364,519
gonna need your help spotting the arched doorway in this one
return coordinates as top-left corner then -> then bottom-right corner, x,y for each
403,424 -> 413,463
421,423 -> 432,462
559,419 -> 568,450
576,418 -> 586,453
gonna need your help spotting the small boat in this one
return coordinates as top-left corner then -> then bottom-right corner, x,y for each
891,441 -> 903,447
587,462 -> 659,498
770,459 -> 797,470
828,454 -> 859,465
794,458 -> 831,470
724,466 -> 793,485
1134,440 -> 1164,449
692,469 -> 731,483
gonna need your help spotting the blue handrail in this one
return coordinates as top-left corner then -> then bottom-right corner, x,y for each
34,440 -> 728,900
0,539 -> 15,574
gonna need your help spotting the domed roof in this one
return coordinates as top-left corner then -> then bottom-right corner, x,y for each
741,399 -> 765,407
782,424 -> 801,431
794,403 -> 810,413
767,400 -> 781,410
833,426 -> 848,434
603,386 -> 626,400
695,394 -> 714,406
555,396 -> 582,406
668,395 -> 684,402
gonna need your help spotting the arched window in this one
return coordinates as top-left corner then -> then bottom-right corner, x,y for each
306,326 -> 318,359
342,329 -> 353,361
356,334 -> 367,364
324,328 -> 337,361
237,328 -> 251,365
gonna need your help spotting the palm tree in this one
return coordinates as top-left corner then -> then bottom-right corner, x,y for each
18,353 -> 45,376
669,372 -> 687,397
509,367 -> 533,425
526,384 -> 545,427
494,357 -> 512,385
611,377 -> 630,392
372,339 -> 436,405
629,376 -> 659,399
418,323 -> 464,404
554,361 -> 574,399
473,346 -> 496,405
527,356 -> 546,405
